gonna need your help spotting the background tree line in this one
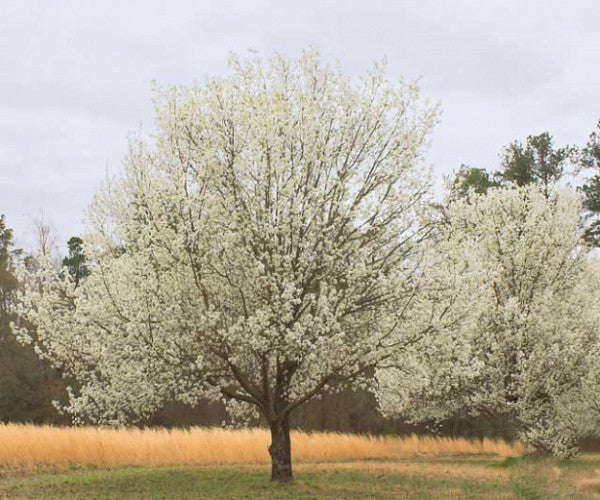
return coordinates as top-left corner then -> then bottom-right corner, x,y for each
450,122 -> 600,246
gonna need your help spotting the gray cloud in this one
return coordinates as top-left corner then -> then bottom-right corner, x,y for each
1,0 -> 599,250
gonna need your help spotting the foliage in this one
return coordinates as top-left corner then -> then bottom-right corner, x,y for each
377,185 -> 600,457
0,215 -> 66,424
447,165 -> 498,201
61,236 -> 90,287
0,215 -> 18,313
579,121 -> 600,246
14,51 -> 442,480
448,133 -> 573,203
496,132 -> 573,197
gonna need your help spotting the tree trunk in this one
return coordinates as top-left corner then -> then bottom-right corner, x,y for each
268,417 -> 293,482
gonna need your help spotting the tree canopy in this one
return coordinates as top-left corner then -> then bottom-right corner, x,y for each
579,121 -> 600,246
377,185 -> 600,457
449,132 -> 573,202
62,236 -> 89,287
14,51 -> 443,482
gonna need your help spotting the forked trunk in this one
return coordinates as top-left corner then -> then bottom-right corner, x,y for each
268,417 -> 293,482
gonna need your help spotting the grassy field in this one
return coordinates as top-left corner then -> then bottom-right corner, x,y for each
2,457 -> 600,499
1,425 -> 599,498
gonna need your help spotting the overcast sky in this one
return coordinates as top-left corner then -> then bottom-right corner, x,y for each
2,0 -> 599,251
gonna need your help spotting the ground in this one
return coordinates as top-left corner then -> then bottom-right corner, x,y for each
2,456 -> 600,499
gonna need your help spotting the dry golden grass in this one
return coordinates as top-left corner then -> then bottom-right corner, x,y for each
296,461 -> 512,482
0,424 -> 525,468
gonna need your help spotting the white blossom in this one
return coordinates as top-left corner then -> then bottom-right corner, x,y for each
377,184 -> 600,457
14,51 -> 440,452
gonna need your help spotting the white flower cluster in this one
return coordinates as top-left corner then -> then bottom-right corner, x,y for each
14,50 -> 440,428
377,185 -> 600,457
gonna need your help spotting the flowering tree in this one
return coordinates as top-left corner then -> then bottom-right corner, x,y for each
14,51 -> 439,481
377,185 -> 600,457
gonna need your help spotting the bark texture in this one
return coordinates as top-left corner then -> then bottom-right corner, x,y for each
269,418 -> 293,482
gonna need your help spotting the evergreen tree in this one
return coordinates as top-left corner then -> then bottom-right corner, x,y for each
579,121 -> 600,246
62,236 -> 89,287
496,132 -> 573,198
449,165 -> 498,201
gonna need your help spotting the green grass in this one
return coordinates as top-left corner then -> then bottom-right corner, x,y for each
0,457 -> 597,499
0,467 -> 503,499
